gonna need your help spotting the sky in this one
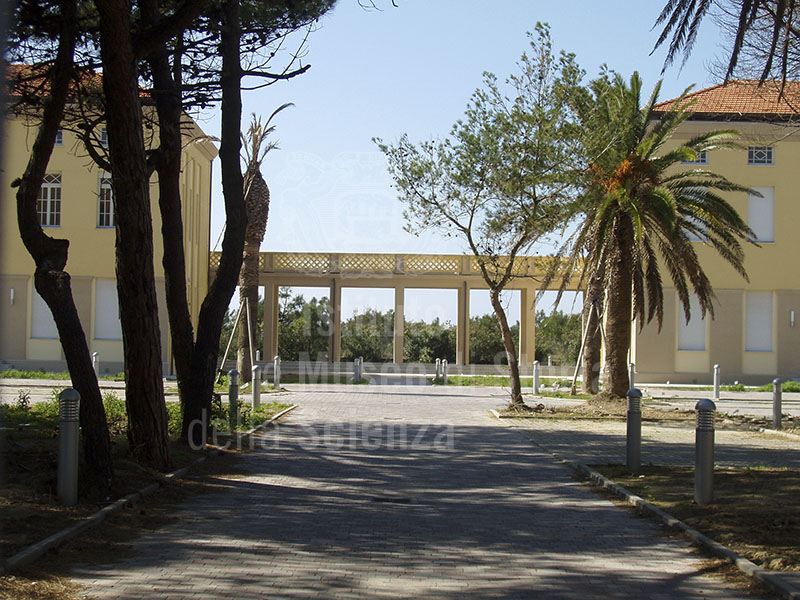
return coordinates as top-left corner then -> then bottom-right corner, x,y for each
199,1 -> 726,323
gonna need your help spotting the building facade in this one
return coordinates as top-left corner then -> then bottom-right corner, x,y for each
634,80 -> 800,385
0,114 -> 216,374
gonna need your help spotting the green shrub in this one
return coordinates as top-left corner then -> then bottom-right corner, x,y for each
103,392 -> 127,435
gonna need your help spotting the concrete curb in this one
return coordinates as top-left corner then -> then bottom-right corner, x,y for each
2,456 -> 206,574
495,412 -> 800,600
0,402 -> 298,574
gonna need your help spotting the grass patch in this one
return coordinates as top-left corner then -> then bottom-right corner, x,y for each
0,394 -> 289,563
593,464 -> 800,572
1,369 -> 124,381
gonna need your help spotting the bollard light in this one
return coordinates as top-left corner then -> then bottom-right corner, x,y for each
228,369 -> 239,429
442,359 -> 448,384
626,388 -> 642,473
353,357 -> 359,383
273,355 -> 281,389
92,352 -> 100,377
358,356 -> 364,382
773,378 -> 783,430
629,362 -> 635,389
58,389 -> 80,506
435,358 -> 441,380
695,398 -> 716,505
713,364 -> 720,400
533,360 -> 540,394
252,365 -> 262,410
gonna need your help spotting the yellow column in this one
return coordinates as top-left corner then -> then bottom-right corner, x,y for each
262,283 -> 279,360
329,278 -> 342,363
393,286 -> 404,363
519,287 -> 536,367
456,282 -> 470,365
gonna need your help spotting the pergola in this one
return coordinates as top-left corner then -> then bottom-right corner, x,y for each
209,252 -> 581,367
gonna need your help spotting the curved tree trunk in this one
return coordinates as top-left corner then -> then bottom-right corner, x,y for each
14,0 -> 113,481
96,0 -> 171,470
581,264 -> 604,394
603,215 -> 634,398
490,288 -> 524,407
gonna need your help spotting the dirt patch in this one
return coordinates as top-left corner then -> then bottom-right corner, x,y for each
593,464 -> 800,574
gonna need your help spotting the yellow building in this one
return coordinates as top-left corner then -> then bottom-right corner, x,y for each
0,112 -> 217,374
634,80 -> 800,385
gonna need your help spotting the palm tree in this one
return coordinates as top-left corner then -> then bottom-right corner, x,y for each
551,72 -> 755,398
237,105 -> 292,382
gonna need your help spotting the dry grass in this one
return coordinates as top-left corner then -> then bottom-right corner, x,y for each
594,464 -> 800,573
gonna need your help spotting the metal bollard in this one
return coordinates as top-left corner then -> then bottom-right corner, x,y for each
358,356 -> 364,382
713,364 -> 720,400
435,358 -> 441,380
773,378 -> 783,430
256,350 -> 261,362
273,355 -> 281,389
626,388 -> 642,472
92,351 -> 99,377
58,389 -> 80,506
629,362 -> 635,389
548,355 -> 552,367
252,365 -> 262,410
695,398 -> 716,505
442,359 -> 448,384
533,360 -> 540,394
228,369 -> 239,429
353,357 -> 359,383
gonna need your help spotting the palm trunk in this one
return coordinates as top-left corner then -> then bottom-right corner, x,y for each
236,243 -> 260,382
490,289 -> 524,407
581,264 -> 604,394
603,215 -> 634,398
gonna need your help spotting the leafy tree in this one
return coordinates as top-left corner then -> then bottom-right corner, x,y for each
403,319 -> 456,363
534,310 -> 581,365
277,292 -> 331,361
469,314 -> 520,365
553,72 -> 755,397
340,309 -> 394,362
378,24 -> 582,408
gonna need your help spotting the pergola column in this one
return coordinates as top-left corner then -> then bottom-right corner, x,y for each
262,283 -> 279,361
329,278 -> 342,363
519,287 -> 536,368
393,285 -> 405,363
456,282 -> 470,365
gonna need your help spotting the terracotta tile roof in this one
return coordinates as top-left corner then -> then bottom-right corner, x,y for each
653,79 -> 800,118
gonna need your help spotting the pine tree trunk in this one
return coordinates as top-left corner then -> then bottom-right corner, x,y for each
490,288 -> 524,407
181,0 -> 247,447
14,0 -> 113,482
581,264 -> 604,394
603,215 -> 634,399
96,0 -> 171,470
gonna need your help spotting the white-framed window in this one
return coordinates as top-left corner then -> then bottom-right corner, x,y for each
37,173 -> 62,227
748,146 -> 773,165
745,291 -> 773,352
31,290 -> 58,339
677,294 -> 706,351
97,173 -> 114,228
94,279 -> 122,340
54,128 -> 63,146
682,150 -> 707,165
748,186 -> 774,242
100,127 -> 108,147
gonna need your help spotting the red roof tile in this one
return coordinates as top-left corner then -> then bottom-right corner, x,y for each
654,79 -> 800,117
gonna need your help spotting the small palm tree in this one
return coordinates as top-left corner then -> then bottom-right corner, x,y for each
237,104 -> 292,382
550,72 -> 755,397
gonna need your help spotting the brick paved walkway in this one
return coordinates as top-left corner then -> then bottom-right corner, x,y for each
70,386 -> 754,599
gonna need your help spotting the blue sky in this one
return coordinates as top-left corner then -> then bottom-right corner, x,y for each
200,1 -> 725,323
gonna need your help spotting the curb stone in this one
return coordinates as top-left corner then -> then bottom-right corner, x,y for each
1,404 -> 296,575
494,411 -> 800,600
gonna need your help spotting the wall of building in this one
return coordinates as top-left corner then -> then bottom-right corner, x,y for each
633,120 -> 800,384
0,113 -> 216,373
